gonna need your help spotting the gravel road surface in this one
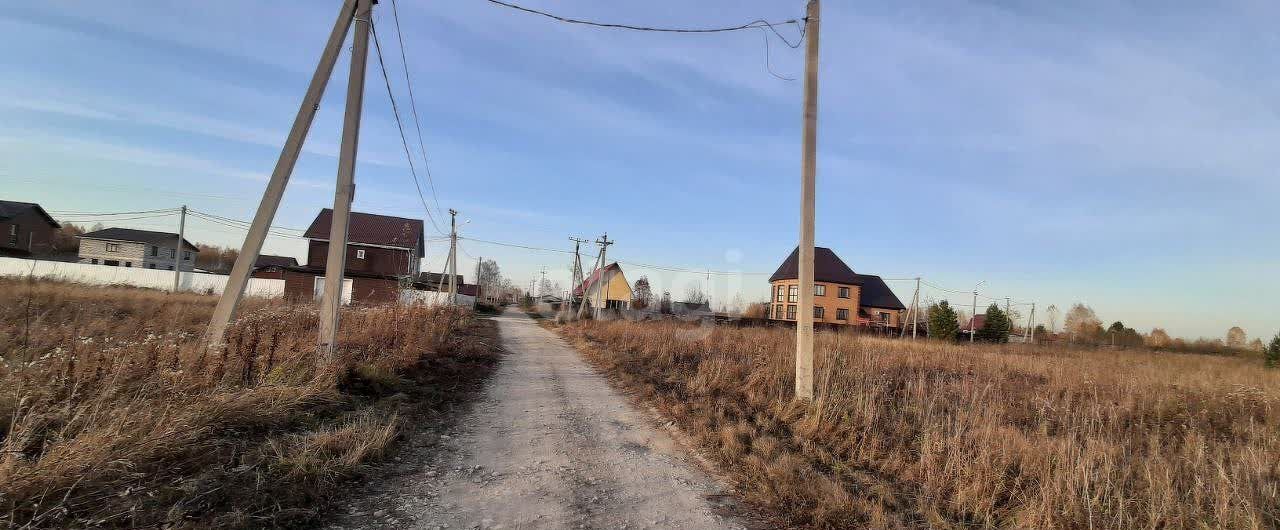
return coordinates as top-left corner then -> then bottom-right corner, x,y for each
326,308 -> 747,530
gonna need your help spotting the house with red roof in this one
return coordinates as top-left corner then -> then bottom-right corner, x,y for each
574,262 -> 633,310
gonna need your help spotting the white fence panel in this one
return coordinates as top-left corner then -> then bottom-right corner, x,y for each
398,289 -> 475,307
0,257 -> 284,298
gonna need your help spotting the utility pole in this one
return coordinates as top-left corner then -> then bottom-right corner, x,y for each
538,266 -> 548,297
1026,303 -> 1036,342
795,0 -> 820,401
970,290 -> 978,343
576,248 -> 600,320
912,277 -> 921,339
901,277 -> 920,339
569,236 -> 588,306
317,0 -> 373,354
172,205 -> 187,293
206,0 -> 361,346
594,233 -> 613,318
447,209 -> 458,305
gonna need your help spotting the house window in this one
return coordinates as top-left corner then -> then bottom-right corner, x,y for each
786,305 -> 797,320
814,284 -> 826,296
836,308 -> 849,320
106,243 -> 120,252
879,312 -> 891,324
148,263 -> 155,269
91,259 -> 98,265
182,251 -> 192,261
774,304 -> 784,319
356,249 -> 366,259
775,285 -> 784,302
814,306 -> 824,319
788,285 -> 798,303
838,286 -> 850,298
150,246 -> 158,256
124,261 -> 132,267
7,224 -> 15,245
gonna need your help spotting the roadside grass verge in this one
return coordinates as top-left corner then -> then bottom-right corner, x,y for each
0,279 -> 499,528
554,319 -> 1280,529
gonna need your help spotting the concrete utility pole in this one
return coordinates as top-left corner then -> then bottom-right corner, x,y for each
569,236 -> 588,306
317,0 -> 373,354
172,205 -> 187,293
576,248 -> 600,320
206,0 -> 360,346
795,0 -> 820,401
912,277 -> 921,339
594,233 -> 613,318
1026,303 -> 1036,342
901,277 -> 920,339
448,209 -> 458,304
970,290 -> 978,343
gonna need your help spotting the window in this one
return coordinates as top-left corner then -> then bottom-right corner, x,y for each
786,305 -> 797,320
814,306 -> 824,319
356,249 -> 366,259
91,259 -> 98,265
879,312 -> 891,324
150,246 -> 158,256
106,243 -> 120,252
814,284 -> 826,296
775,285 -> 784,302
836,308 -> 849,320
182,251 -> 192,261
7,224 -> 15,245
124,261 -> 132,267
148,263 -> 155,269
838,286 -> 850,298
774,304 -> 784,319
788,285 -> 798,303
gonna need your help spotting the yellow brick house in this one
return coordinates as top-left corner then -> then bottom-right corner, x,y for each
768,247 -> 905,328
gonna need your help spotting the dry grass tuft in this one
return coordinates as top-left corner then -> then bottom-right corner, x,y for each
556,319 -> 1280,529
0,279 -> 498,528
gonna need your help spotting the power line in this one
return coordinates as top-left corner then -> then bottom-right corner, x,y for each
50,208 -> 179,216
369,17 -> 447,236
186,208 -> 306,233
388,0 -> 446,221
484,0 -> 806,47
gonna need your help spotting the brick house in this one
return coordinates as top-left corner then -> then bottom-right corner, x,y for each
271,209 -> 425,304
77,227 -> 199,270
767,246 -> 905,328
0,200 -> 60,256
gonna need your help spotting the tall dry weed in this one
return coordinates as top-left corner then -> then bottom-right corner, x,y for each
559,320 -> 1280,529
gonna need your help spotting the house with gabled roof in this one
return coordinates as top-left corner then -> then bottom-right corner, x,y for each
767,246 -> 906,328
574,262 -> 633,310
77,227 -> 199,270
269,209 -> 426,304
0,200 -> 60,256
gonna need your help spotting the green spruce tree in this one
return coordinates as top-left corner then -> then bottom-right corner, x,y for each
928,301 -> 960,342
977,303 -> 1012,343
1266,333 -> 1280,369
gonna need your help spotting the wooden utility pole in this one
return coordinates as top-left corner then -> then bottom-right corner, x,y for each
206,0 -> 360,346
172,205 -> 187,292
795,0 -> 820,401
447,209 -> 458,304
317,0 -> 373,354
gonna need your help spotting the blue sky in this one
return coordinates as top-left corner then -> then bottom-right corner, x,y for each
1,1 -> 1276,341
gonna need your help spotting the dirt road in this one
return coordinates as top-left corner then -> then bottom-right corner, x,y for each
327,309 -> 747,530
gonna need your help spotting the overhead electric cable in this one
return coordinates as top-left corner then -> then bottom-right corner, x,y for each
388,0 -> 446,221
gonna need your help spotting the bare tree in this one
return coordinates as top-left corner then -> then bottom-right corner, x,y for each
631,276 -> 653,309
684,282 -> 707,305
1226,327 -> 1247,349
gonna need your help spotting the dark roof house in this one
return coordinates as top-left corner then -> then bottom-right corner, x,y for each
0,200 -> 60,256
769,246 -> 905,310
303,209 -> 425,255
0,200 -> 59,228
254,254 -> 299,268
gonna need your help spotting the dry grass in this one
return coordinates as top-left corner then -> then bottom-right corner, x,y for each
555,319 -> 1280,529
0,278 -> 498,528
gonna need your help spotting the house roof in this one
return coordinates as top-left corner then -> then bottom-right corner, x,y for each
573,262 -> 623,297
672,301 -> 713,314
416,271 -> 464,288
254,254 -> 298,268
0,200 -> 59,228
768,246 -> 905,310
768,247 -> 864,285
961,314 -> 987,332
303,209 -> 425,254
852,274 -> 906,310
79,227 -> 199,251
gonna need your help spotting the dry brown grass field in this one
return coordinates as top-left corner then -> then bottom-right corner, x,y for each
0,278 -> 498,529
555,319 -> 1280,529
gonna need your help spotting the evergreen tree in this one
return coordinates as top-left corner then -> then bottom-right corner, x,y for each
928,301 -> 960,341
977,303 -> 1012,343
1266,333 -> 1280,369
